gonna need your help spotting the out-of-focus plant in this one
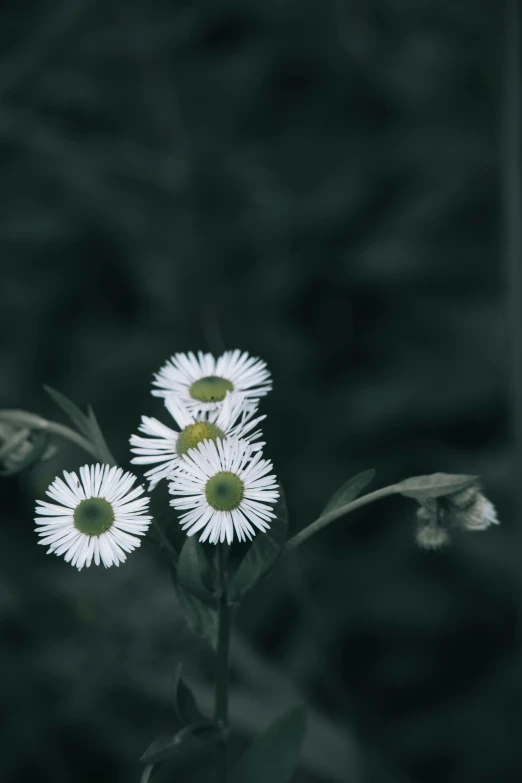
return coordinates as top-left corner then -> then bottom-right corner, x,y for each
0,350 -> 500,783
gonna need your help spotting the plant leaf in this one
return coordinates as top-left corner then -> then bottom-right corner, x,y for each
231,705 -> 307,783
44,386 -> 116,466
140,764 -> 156,783
172,573 -> 218,649
86,405 -> 116,466
177,537 -> 214,601
229,485 -> 288,602
395,473 -> 479,501
319,469 -> 376,517
44,385 -> 92,439
172,662 -> 206,725
141,723 -> 215,765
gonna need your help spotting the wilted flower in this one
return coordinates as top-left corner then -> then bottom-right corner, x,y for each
130,394 -> 265,489
413,483 -> 499,550
169,438 -> 279,544
35,464 -> 152,570
445,485 -> 500,531
415,504 -> 451,550
151,350 -> 271,413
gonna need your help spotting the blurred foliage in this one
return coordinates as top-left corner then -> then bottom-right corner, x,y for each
0,1 -> 518,782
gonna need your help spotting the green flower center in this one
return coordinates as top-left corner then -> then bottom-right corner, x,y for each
189,376 -> 234,403
205,471 -> 244,511
176,421 -> 225,456
73,497 -> 114,536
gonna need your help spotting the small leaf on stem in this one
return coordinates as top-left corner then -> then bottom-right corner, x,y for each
319,469 -> 376,517
231,705 -> 307,783
141,722 -> 216,765
44,385 -> 92,439
395,473 -> 478,501
86,405 -> 116,466
229,485 -> 288,602
171,570 -> 218,649
177,537 -> 214,601
172,662 -> 207,725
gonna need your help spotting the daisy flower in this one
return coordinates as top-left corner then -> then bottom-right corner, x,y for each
151,349 -> 271,413
169,438 -> 279,544
35,464 -> 152,570
130,394 -> 265,490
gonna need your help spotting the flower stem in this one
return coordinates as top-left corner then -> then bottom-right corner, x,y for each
284,484 -> 399,552
214,543 -> 231,783
0,409 -> 99,458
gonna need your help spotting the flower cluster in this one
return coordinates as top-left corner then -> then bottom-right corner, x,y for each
34,350 -> 279,569
131,350 -> 279,545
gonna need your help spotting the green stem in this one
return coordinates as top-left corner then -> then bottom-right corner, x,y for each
284,483 -> 399,552
152,518 -> 178,561
0,409 -> 99,458
214,543 -> 231,783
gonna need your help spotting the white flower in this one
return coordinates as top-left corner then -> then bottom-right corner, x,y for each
130,394 -> 265,490
151,349 -> 272,413
169,438 -> 279,544
35,464 -> 152,570
448,487 -> 500,531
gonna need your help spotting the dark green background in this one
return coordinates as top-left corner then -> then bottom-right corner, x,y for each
0,1 -> 518,782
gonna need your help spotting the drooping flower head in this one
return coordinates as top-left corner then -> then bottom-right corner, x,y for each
414,484 -> 500,550
151,350 -> 271,413
446,485 -> 500,531
130,394 -> 265,490
169,438 -> 279,544
415,504 -> 451,550
35,464 -> 152,570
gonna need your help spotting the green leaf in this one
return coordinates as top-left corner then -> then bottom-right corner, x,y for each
229,485 -> 288,602
172,574 -> 218,649
172,662 -> 206,725
141,723 -> 215,765
44,385 -> 91,439
319,469 -> 376,518
86,405 -> 117,466
140,764 -> 156,783
395,473 -> 478,501
177,537 -> 214,601
44,386 -> 116,466
231,705 -> 307,783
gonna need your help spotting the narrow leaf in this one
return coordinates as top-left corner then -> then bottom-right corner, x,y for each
140,764 -> 156,783
172,575 -> 218,649
86,405 -> 117,466
231,705 -> 307,783
172,662 -> 206,725
177,537 -> 214,601
141,723 -> 215,765
396,473 -> 478,501
229,485 -> 288,602
44,385 -> 91,439
319,469 -> 376,518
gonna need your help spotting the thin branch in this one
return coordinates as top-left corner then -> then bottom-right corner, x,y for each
284,484 -> 398,552
0,409 -> 98,458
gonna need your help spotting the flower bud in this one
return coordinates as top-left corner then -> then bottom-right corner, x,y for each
415,504 -> 450,550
